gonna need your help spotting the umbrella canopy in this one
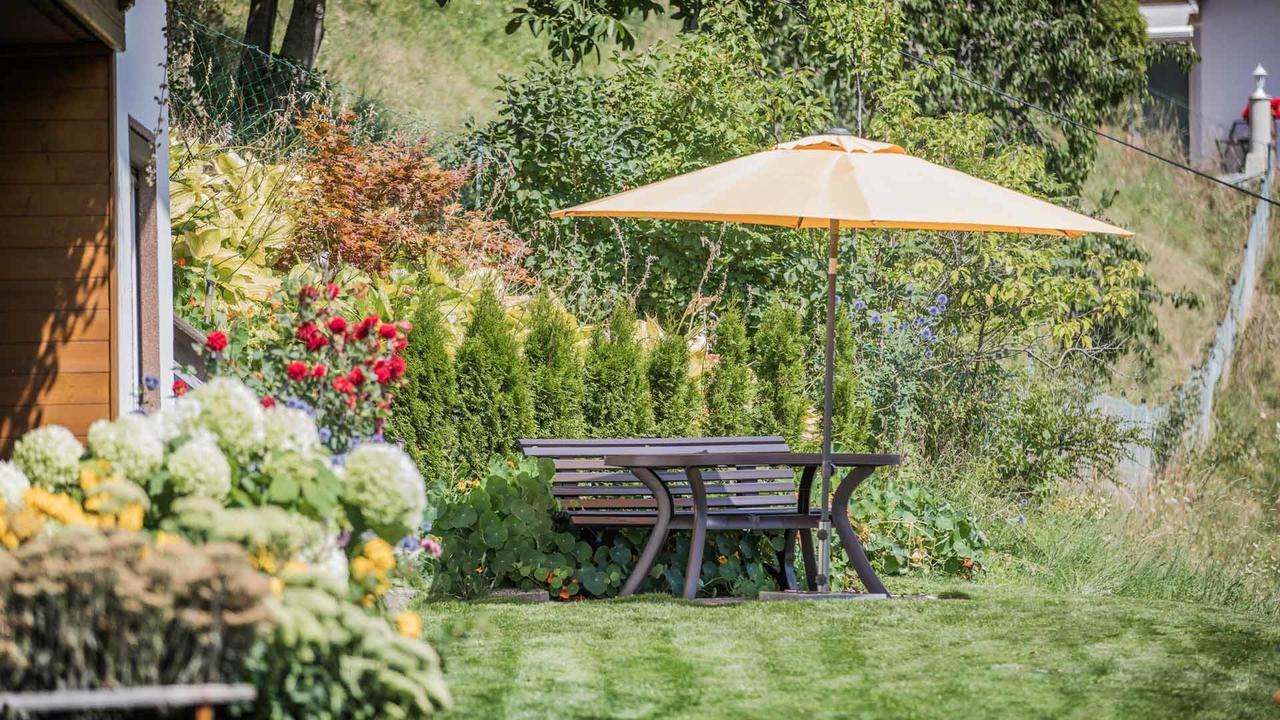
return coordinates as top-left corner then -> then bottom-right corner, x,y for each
552,130 -> 1131,596
553,132 -> 1131,237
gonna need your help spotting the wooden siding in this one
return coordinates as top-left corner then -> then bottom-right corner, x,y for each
0,50 -> 113,452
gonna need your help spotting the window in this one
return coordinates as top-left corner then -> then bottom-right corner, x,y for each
127,119 -> 160,410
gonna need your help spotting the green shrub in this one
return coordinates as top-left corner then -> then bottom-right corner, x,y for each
752,297 -> 809,444
238,569 -> 452,719
387,289 -> 459,484
648,332 -> 702,437
525,291 -> 586,438
454,286 -> 535,477
582,304 -> 653,437
832,313 -> 874,451
703,305 -> 758,436
842,480 -> 989,582
0,530 -> 271,692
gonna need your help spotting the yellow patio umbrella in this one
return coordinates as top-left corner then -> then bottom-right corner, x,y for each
552,129 -> 1131,593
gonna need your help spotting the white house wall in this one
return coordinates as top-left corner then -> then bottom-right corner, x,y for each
1190,0 -> 1280,161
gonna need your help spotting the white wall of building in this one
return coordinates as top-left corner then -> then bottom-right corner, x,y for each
113,0 -> 173,411
1189,0 -> 1280,160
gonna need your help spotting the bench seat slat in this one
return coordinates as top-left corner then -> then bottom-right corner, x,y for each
563,495 -> 797,510
540,442 -> 790,459
553,468 -> 795,483
521,436 -> 784,450
552,481 -> 797,497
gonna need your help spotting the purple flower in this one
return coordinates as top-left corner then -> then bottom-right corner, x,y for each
928,306 -> 940,316
143,374 -> 160,391
1018,497 -> 1029,506
950,327 -> 959,336
400,536 -> 418,550
922,328 -> 934,341
336,531 -> 352,548
319,427 -> 333,444
1015,514 -> 1026,525
925,350 -> 933,358
937,294 -> 949,307
869,311 -> 881,324
421,537 -> 443,558
854,299 -> 866,310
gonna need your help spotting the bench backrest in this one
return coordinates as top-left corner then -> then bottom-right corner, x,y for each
519,436 -> 799,519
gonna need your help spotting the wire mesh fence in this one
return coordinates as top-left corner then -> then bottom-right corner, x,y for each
166,12 -> 443,154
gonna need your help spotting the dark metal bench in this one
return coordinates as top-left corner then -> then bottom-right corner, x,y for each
519,436 -> 900,599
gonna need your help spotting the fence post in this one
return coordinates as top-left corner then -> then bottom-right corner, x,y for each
1246,64 -> 1272,175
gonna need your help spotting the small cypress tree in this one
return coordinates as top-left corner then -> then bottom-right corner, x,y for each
525,291 -> 586,438
832,313 -> 874,451
386,289 -> 459,483
453,286 -> 535,476
648,331 -> 701,437
703,304 -> 757,436
752,297 -> 810,445
582,303 -> 653,438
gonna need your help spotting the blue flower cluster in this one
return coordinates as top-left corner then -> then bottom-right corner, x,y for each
849,293 -> 950,351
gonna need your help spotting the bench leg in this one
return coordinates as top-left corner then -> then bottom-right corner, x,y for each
622,468 -> 673,597
832,467 -> 889,596
799,529 -> 818,590
775,529 -> 799,591
682,467 -> 709,600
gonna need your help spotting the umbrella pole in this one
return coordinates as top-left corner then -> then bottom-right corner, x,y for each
818,218 -> 839,592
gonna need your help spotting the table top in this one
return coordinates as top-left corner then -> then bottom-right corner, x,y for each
603,451 -> 902,469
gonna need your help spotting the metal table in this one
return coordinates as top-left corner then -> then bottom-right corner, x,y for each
604,451 -> 900,599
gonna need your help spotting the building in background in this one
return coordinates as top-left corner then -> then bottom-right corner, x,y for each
0,0 -> 172,451
1140,0 -> 1280,167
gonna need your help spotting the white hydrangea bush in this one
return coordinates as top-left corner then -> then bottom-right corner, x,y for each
166,433 -> 232,501
0,461 -> 30,510
341,443 -> 427,538
12,425 -> 83,490
87,415 -> 165,481
264,406 -> 323,457
190,377 -> 266,463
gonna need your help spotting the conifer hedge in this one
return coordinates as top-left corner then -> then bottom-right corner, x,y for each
386,289 -> 459,482
583,303 -> 654,438
703,304 -> 758,437
648,331 -> 701,437
752,297 -> 809,445
525,291 -> 586,438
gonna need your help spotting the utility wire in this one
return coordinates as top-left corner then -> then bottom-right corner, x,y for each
897,48 -> 1280,209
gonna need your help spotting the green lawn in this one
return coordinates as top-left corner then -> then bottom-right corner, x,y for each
420,582 -> 1280,719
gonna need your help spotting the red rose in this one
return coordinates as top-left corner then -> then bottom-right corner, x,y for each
206,330 -> 228,352
326,282 -> 341,299
296,321 -> 318,344
397,320 -> 414,334
286,360 -> 308,381
173,379 -> 189,396
311,364 -> 328,378
354,316 -> 379,340
348,367 -> 365,386
394,337 -> 408,352
306,332 -> 329,352
261,396 -> 277,408
389,355 -> 407,379
332,376 -> 355,394
378,323 -> 398,339
372,359 -> 392,385
299,284 -> 320,303
327,316 -> 348,334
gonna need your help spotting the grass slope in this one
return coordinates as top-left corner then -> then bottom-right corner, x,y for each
422,584 -> 1280,719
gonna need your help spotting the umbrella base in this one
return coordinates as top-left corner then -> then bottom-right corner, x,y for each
757,590 -> 891,602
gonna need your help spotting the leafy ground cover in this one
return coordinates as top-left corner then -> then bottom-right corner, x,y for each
420,581 -> 1280,720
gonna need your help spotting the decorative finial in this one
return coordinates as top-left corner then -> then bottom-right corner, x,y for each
1253,64 -> 1269,99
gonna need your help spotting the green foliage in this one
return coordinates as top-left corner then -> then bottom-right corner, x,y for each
900,0 -> 1153,190
238,570 -> 452,719
832,313 -> 873,452
647,332 -> 701,437
751,297 -> 809,444
843,480 -> 989,581
453,286 -> 535,477
525,291 -> 587,438
582,304 -> 653,437
387,289 -> 460,484
505,0 -> 664,64
703,305 -> 757,436
0,530 -> 271,691
472,29 -> 832,317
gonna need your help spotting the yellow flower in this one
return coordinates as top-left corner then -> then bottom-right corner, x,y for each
269,577 -> 285,596
155,531 -> 181,548
118,503 -> 145,532
395,610 -> 422,639
79,467 -> 101,492
252,546 -> 278,574
84,491 -> 110,513
363,538 -> 396,572
284,560 -> 307,574
351,556 -> 375,582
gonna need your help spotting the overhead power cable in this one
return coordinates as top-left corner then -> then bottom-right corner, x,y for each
897,48 -> 1280,209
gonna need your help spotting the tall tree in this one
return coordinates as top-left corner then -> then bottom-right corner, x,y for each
279,0 -> 326,70
525,291 -> 586,438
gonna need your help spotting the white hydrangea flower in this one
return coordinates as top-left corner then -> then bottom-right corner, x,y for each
341,443 -> 426,536
299,533 -> 351,587
12,425 -> 83,490
264,406 -> 322,457
149,397 -> 203,444
87,415 -> 164,480
166,433 -> 232,501
0,461 -> 30,510
191,377 -> 266,462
